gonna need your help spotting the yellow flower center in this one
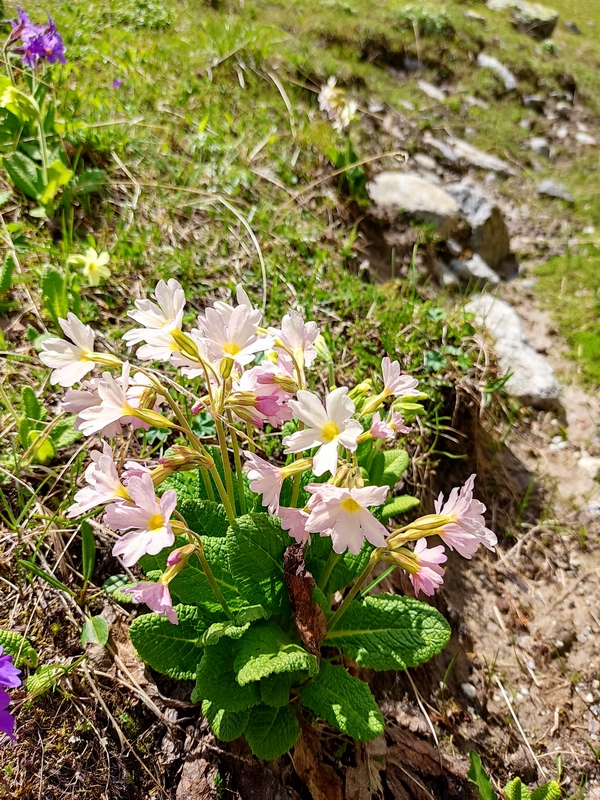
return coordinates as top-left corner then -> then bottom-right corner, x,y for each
341,497 -> 361,514
321,421 -> 340,442
148,513 -> 164,531
114,484 -> 130,501
223,342 -> 241,356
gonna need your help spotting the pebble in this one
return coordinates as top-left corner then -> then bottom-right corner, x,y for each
586,693 -> 595,704
575,132 -> 597,145
537,179 -> 575,203
477,52 -> 518,91
592,680 -> 599,690
564,20 -> 581,34
418,80 -> 446,102
461,682 -> 478,700
578,457 -> 600,479
529,136 -> 551,157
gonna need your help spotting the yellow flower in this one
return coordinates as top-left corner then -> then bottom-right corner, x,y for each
68,248 -> 111,287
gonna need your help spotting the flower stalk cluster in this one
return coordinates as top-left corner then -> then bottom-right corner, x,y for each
41,279 -> 496,627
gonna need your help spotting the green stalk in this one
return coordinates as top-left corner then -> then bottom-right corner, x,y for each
327,552 -> 380,632
227,412 -> 246,516
200,466 -> 215,502
318,551 -> 341,592
214,416 -> 236,514
196,548 -> 234,620
360,565 -> 395,597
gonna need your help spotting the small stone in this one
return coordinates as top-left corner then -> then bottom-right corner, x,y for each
583,225 -> 595,235
367,172 -> 461,236
575,132 -> 597,146
537,179 -> 574,203
523,94 -> 546,113
449,138 -> 517,175
592,680 -> 599,690
446,238 -> 463,257
450,254 -> 501,285
529,136 -> 551,157
555,101 -> 571,119
554,125 -> 569,139
578,457 -> 600,480
564,20 -> 581,34
465,294 -> 560,409
465,10 -> 487,24
477,53 -> 518,91
586,693 -> 595,703
417,80 -> 446,102
413,153 -> 438,172
461,682 -> 478,700
512,1 -> 560,39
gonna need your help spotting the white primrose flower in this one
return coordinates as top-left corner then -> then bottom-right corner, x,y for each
67,442 -> 129,518
77,362 -> 139,436
106,473 -> 177,567
269,310 -> 320,369
283,387 -> 362,476
198,303 -> 272,368
39,313 -> 98,387
124,279 -> 186,348
305,483 -> 389,554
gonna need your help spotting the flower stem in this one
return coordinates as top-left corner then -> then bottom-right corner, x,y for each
200,467 -> 215,502
360,565 -> 394,597
327,551 -> 381,632
227,411 -> 246,516
214,416 -> 236,514
318,551 -> 341,592
196,547 -> 234,620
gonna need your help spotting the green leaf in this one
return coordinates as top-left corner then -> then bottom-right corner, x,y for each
504,779 -> 531,800
468,751 -> 497,800
530,783 -> 562,800
0,254 -> 14,294
81,616 -> 109,647
26,663 -> 71,698
179,498 -> 229,538
60,169 -> 106,206
169,537 -> 244,614
369,448 -> 409,488
226,513 -> 290,613
40,159 -> 74,205
81,521 -> 96,583
21,386 -> 44,423
0,190 -> 13,209
18,417 -> 30,449
129,605 -> 208,680
244,703 -> 300,760
195,636 -> 261,712
0,79 -> 38,122
103,574 -> 135,603
306,537 -> 372,595
324,593 -> 451,670
233,621 -> 318,686
0,629 -> 38,667
301,662 -> 385,741
18,559 -> 75,596
41,266 -> 68,328
234,605 -> 269,624
28,430 -> 56,465
2,151 -> 42,200
50,416 -> 82,449
259,672 -> 294,708
201,620 -> 250,646
380,495 -> 420,522
202,700 -> 249,742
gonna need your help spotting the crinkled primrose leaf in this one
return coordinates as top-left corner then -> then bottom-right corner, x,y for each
169,537 -> 244,614
301,662 -> 385,741
233,621 -> 318,686
195,637 -> 261,712
324,594 -> 451,670
178,498 -> 229,538
0,629 -> 38,667
202,700 -> 249,742
244,703 -> 300,760
129,605 -> 208,680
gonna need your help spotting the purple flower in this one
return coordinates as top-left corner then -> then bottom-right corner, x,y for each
0,647 -> 22,743
112,79 -> 123,89
10,9 -> 66,68
0,648 -> 21,690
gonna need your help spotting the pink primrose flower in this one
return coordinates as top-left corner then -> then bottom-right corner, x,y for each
304,483 -> 389,554
198,304 -> 271,368
434,474 -> 497,559
279,507 -> 311,545
77,363 -> 138,437
106,473 -> 176,567
409,539 -> 447,597
283,388 -> 362,476
370,411 -> 411,439
124,279 -> 186,347
67,442 -> 128,518
381,357 -> 419,398
270,310 -> 319,368
123,582 -> 178,625
242,451 -> 284,515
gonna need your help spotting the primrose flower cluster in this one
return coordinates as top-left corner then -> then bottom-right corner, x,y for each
40,280 -> 496,625
7,8 -> 66,69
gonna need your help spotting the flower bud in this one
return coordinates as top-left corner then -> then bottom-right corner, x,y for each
162,544 -> 196,582
220,357 -> 234,379
130,408 -> 177,429
170,329 -> 202,362
330,464 -> 364,489
158,445 -> 215,472
313,334 -> 332,364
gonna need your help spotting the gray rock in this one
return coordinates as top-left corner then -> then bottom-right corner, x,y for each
450,254 -> 501,285
529,136 -> 551,157
445,182 -> 512,272
367,172 -> 460,236
555,101 -> 571,119
465,294 -> 560,409
537,179 -> 574,203
578,457 -> 600,480
461,683 -> 478,700
417,80 -> 446,102
450,138 -> 517,175
424,135 -> 459,163
413,153 -> 438,172
488,0 -> 559,38
564,20 -> 581,34
476,53 -> 518,91
464,11 -> 487,24
523,94 -> 546,113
